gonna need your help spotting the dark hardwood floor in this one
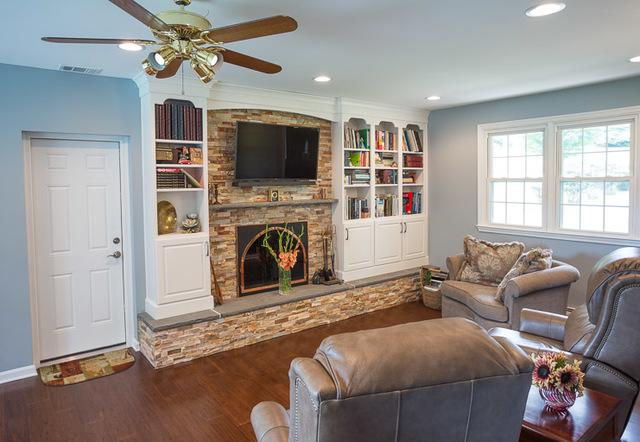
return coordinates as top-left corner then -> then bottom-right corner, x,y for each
1,302 -> 637,441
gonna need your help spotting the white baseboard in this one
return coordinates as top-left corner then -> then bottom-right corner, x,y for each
130,339 -> 140,352
0,365 -> 37,384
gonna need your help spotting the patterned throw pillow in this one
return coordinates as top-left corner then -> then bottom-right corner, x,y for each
495,248 -> 553,301
457,235 -> 525,286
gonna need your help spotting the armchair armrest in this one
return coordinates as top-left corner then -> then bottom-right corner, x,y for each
251,401 -> 290,442
446,254 -> 465,279
504,264 -> 580,299
519,308 -> 568,341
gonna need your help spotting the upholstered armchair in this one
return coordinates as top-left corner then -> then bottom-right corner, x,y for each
442,254 -> 580,330
490,247 -> 640,438
251,318 -> 533,442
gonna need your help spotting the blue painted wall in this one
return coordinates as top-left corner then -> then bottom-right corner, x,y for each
428,75 -> 640,306
0,63 -> 144,372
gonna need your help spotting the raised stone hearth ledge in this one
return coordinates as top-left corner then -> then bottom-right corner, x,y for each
210,198 -> 337,212
137,269 -> 421,368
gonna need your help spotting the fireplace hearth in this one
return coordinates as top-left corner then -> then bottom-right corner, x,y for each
236,222 -> 308,296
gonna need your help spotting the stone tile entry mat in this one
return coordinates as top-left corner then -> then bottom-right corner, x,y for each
37,348 -> 135,386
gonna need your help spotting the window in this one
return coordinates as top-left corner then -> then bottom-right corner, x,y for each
478,107 -> 639,244
488,131 -> 544,227
559,122 -> 632,234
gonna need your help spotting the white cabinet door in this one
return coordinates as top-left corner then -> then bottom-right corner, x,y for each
157,235 -> 210,304
343,223 -> 374,271
402,219 -> 426,260
374,219 -> 403,265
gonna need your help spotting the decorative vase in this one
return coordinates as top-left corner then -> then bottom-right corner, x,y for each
278,267 -> 292,295
539,387 -> 577,411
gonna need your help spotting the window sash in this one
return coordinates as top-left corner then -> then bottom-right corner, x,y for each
477,108 -> 640,242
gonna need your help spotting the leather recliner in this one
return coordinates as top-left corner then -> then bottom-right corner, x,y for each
490,247 -> 640,438
251,318 -> 533,442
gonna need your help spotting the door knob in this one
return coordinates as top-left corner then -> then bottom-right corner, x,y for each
108,251 -> 122,259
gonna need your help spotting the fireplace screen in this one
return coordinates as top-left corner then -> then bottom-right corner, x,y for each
237,222 -> 308,296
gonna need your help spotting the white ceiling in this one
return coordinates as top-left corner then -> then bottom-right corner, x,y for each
2,0 -> 640,109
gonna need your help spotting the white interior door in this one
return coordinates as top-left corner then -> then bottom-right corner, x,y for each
30,138 -> 126,361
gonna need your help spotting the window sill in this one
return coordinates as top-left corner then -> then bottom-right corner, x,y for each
476,224 -> 640,247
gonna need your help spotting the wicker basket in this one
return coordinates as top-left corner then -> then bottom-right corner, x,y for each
421,284 -> 442,310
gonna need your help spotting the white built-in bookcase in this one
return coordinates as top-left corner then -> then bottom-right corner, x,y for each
332,100 -> 429,281
135,74 -> 213,319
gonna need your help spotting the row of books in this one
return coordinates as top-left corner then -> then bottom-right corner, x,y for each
402,128 -> 423,152
344,171 -> 371,185
344,127 -> 371,150
155,103 -> 203,141
403,191 -> 422,215
375,130 -> 398,151
402,172 -> 419,184
346,197 -> 370,220
404,155 -> 423,168
156,146 -> 203,165
375,169 -> 398,185
375,194 -> 398,217
374,153 -> 397,168
346,152 -> 370,167
156,168 -> 202,189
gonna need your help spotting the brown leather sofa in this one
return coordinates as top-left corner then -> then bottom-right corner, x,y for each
442,255 -> 579,330
251,318 -> 533,442
490,247 -> 640,438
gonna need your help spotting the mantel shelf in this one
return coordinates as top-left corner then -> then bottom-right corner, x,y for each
210,198 -> 338,212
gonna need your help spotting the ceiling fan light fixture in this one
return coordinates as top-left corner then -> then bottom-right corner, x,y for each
148,46 -> 177,70
194,49 -> 224,70
142,59 -> 158,76
191,59 -> 215,83
118,42 -> 143,52
525,2 -> 566,17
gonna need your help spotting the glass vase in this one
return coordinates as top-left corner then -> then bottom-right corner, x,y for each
278,267 -> 292,295
539,387 -> 577,412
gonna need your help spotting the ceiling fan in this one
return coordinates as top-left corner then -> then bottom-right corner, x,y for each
42,0 -> 298,83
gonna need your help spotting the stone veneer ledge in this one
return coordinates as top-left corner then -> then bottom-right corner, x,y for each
138,270 -> 421,368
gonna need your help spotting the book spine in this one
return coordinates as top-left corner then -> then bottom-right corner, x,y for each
196,108 -> 203,141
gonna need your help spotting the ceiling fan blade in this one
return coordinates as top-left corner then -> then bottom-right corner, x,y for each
156,58 -> 183,79
42,37 -> 156,45
221,49 -> 282,74
203,15 -> 297,44
109,0 -> 172,32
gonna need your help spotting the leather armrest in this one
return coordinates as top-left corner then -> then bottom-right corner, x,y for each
504,264 -> 580,299
251,401 -> 290,442
290,357 -> 337,403
519,308 -> 568,341
446,254 -> 465,279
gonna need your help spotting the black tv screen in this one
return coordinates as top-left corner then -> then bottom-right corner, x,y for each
235,122 -> 319,182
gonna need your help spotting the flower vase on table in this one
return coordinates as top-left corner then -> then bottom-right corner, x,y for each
262,224 -> 305,296
531,352 -> 585,412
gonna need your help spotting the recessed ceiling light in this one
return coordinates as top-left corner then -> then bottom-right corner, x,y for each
314,75 -> 331,83
118,42 -> 143,52
629,56 -> 640,63
426,96 -> 441,101
525,2 -> 566,17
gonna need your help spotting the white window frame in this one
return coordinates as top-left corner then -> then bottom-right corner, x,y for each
477,106 -> 640,246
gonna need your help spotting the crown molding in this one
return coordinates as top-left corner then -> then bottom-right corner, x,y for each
133,71 -> 213,100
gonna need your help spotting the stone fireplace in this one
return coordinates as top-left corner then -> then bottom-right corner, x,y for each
236,222 -> 308,296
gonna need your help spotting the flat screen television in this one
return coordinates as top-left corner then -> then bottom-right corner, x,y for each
234,122 -> 319,185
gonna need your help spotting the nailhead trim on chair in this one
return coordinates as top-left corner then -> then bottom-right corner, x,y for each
585,361 -> 638,389
593,284 -> 637,360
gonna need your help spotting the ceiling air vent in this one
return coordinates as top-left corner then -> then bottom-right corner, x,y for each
58,65 -> 103,75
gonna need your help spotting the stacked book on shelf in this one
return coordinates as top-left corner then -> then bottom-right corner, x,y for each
344,171 -> 371,185
155,102 -> 203,141
402,128 -> 423,152
403,191 -> 422,215
404,155 -> 423,168
375,169 -> 398,185
375,194 -> 397,217
374,152 -> 397,168
402,172 -> 419,184
344,127 -> 370,150
156,168 -> 202,189
375,129 -> 397,151
346,151 -> 370,167
346,197 -> 370,220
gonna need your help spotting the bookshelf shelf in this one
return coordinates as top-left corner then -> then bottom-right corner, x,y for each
344,166 -> 370,170
402,151 -> 423,155
345,184 -> 370,188
403,167 -> 423,170
155,164 -> 203,168
345,148 -> 370,152
375,167 -> 398,170
157,188 -> 204,193
155,139 -> 203,145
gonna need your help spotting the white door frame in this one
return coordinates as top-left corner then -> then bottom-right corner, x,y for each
23,132 -> 137,367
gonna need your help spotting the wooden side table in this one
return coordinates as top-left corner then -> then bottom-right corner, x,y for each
521,386 -> 622,442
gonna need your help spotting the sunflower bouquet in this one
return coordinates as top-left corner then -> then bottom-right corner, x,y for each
531,352 -> 585,411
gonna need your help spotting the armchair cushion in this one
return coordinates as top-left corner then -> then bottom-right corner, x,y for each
251,401 -> 290,442
441,281 -> 508,322
457,235 -> 524,286
496,248 -> 553,301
